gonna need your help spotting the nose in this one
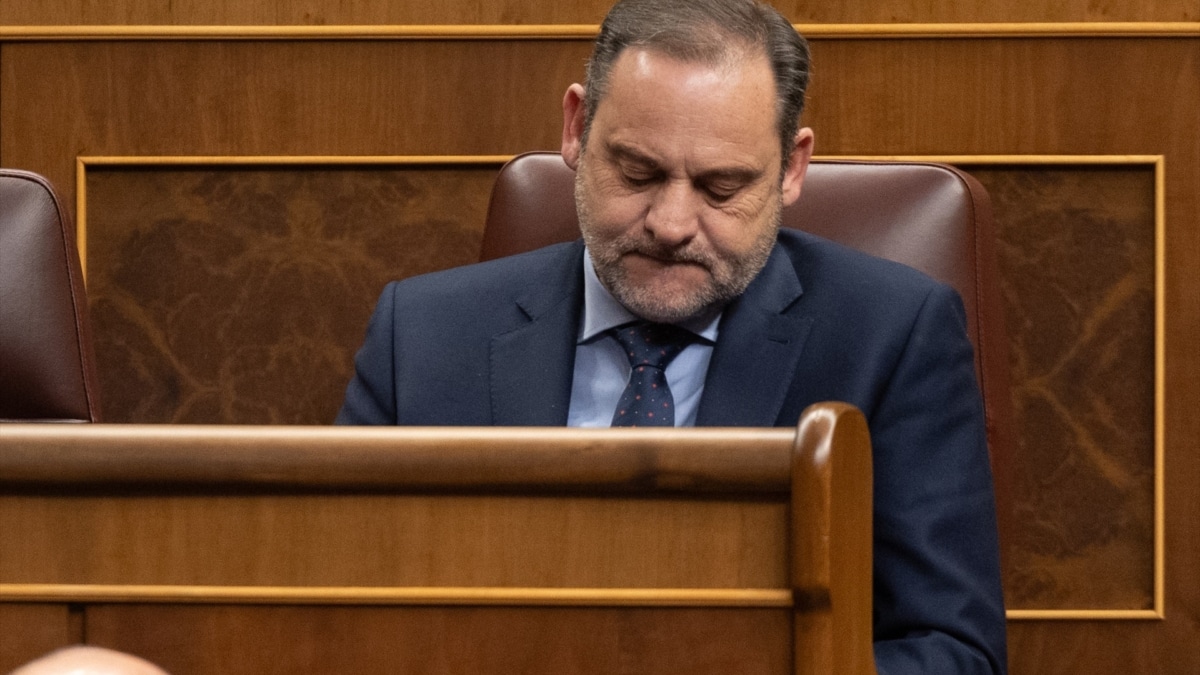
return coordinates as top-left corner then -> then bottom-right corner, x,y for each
643,179 -> 700,246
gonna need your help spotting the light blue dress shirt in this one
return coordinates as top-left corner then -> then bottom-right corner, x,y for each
567,252 -> 721,427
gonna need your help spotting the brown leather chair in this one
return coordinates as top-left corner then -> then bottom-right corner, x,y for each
0,168 -> 101,422
480,151 -> 1013,544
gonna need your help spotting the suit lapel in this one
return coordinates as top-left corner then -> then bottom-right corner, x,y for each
696,246 -> 813,426
489,242 -> 584,425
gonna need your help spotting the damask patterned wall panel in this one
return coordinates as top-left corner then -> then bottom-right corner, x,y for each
84,164 -> 497,424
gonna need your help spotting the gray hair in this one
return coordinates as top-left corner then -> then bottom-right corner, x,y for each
582,0 -> 811,170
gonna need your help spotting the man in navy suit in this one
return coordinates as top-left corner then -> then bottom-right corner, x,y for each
338,0 -> 1006,672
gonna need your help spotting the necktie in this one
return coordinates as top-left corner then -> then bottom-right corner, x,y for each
610,322 -> 694,427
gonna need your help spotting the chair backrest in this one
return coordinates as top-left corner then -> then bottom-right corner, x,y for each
481,151 -> 1013,542
0,168 -> 101,422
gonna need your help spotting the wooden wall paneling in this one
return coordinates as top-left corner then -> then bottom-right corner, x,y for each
800,36 -> 1196,672
1,0 -> 1197,26
81,605 -> 792,675
0,605 -> 74,672
1,27 -> 1198,675
775,1 -> 1200,24
79,161 -> 499,424
802,38 -> 1199,156
0,39 -> 589,202
4,37 -> 1197,233
0,493 -> 787,588
1007,619 -> 1189,675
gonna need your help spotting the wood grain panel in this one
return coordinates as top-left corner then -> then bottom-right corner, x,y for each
1008,620 -> 1189,675
0,494 -> 787,589
803,38 -> 1198,156
83,604 -> 791,675
0,424 -> 795,493
0,40 -> 586,196
1,0 -> 1196,25
5,38 -> 1196,209
0,605 -> 73,673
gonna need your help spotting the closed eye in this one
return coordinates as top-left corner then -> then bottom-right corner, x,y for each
622,170 -> 661,188
698,181 -> 743,202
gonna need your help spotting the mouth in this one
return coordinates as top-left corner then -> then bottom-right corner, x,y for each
625,247 -> 707,268
620,250 -> 712,286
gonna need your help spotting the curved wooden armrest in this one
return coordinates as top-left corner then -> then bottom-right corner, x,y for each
791,402 -> 877,675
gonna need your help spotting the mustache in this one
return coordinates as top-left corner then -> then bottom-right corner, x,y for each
621,240 -> 712,266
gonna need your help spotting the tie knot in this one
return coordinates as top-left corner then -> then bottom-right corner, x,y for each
611,322 -> 694,370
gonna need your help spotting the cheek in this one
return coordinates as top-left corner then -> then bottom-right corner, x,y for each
704,213 -> 765,252
704,193 -> 779,252
583,183 -> 649,234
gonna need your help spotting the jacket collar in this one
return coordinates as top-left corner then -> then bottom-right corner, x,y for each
489,241 -> 585,425
696,244 -> 813,426
488,239 -> 813,427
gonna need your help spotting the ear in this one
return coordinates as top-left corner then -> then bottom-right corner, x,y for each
780,127 -> 815,206
561,83 -> 587,170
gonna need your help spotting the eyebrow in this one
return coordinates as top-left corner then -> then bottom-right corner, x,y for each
696,166 -> 762,186
605,142 -> 660,170
605,141 -> 763,185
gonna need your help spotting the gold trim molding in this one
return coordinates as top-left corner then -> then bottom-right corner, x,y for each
3,22 -> 1198,41
73,154 -> 1168,621
0,584 -> 1162,620
0,584 -> 794,608
1007,609 -> 1163,621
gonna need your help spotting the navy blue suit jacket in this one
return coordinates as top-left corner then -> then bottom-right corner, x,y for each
338,229 -> 1007,674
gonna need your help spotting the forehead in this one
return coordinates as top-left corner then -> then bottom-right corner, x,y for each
590,47 -> 781,168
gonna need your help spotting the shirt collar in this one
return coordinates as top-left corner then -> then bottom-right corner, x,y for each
579,248 -> 721,344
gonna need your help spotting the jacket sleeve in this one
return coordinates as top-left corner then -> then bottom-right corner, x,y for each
869,283 -> 1008,675
335,282 -> 399,425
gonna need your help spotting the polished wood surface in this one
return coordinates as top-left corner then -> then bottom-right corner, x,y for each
0,39 -> 587,195
0,605 -> 74,673
0,493 -> 788,589
791,405 -> 875,675
83,605 -> 793,675
0,427 -> 793,590
0,425 -> 793,491
0,404 -> 875,675
1,0 -> 1196,25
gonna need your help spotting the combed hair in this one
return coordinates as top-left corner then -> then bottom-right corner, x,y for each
582,0 -> 811,170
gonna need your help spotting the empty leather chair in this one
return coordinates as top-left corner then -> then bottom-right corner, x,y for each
1,168 -> 101,421
480,152 -> 1013,544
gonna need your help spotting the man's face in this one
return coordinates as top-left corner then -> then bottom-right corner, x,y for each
562,47 -> 812,324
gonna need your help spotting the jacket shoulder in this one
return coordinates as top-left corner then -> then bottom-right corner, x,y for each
776,228 -> 943,297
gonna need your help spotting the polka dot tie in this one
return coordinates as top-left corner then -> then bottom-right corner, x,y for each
609,322 -> 694,427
